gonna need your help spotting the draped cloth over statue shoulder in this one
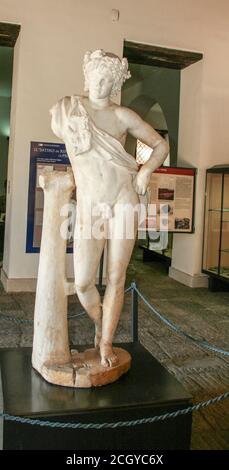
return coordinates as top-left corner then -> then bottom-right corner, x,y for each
50,95 -> 138,175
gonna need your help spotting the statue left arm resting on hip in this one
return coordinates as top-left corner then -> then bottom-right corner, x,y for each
117,106 -> 169,195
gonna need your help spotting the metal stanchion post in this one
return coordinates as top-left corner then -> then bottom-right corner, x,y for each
98,250 -> 104,293
131,281 -> 138,343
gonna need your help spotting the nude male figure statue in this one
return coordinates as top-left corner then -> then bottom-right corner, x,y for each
50,50 -> 169,368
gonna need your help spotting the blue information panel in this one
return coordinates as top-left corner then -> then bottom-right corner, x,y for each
26,141 -> 73,253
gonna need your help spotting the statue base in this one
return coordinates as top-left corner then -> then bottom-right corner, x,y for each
0,343 -> 192,450
38,347 -> 131,388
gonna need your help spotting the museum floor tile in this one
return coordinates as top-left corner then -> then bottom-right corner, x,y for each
0,248 -> 229,450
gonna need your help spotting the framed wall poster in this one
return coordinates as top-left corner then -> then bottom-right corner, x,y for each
145,167 -> 196,233
26,141 -> 74,253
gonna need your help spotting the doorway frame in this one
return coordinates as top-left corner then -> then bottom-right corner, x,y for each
124,40 -> 203,69
0,22 -> 20,47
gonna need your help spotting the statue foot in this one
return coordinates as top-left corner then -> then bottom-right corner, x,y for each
100,340 -> 119,368
37,347 -> 131,387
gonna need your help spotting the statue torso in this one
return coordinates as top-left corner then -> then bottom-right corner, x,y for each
80,96 -> 127,146
64,96 -> 137,206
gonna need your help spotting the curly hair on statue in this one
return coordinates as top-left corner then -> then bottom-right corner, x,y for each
83,49 -> 131,97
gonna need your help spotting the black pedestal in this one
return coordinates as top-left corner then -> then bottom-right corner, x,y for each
0,344 -> 192,450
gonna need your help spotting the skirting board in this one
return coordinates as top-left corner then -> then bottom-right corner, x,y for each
169,267 -> 208,288
1,269 -> 37,292
0,269 -> 106,293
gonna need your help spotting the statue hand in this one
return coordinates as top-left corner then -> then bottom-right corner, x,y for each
133,167 -> 152,195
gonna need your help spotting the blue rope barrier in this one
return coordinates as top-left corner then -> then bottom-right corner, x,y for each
0,283 -> 228,357
68,311 -> 86,320
0,314 -> 32,325
133,284 -> 229,357
0,312 -> 86,324
0,282 -> 228,430
0,391 -> 228,429
0,286 -> 131,325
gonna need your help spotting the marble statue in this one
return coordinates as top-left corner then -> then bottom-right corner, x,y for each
32,50 -> 169,387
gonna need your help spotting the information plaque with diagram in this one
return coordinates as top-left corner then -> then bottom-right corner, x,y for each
147,167 -> 196,233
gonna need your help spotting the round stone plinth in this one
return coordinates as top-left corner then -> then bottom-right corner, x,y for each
40,347 -> 131,388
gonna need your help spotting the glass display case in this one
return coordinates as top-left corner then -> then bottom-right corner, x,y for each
202,165 -> 229,289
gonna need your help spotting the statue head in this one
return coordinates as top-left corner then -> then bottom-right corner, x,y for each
83,49 -> 131,98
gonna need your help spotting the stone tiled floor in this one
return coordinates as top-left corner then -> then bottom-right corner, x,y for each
0,248 -> 229,449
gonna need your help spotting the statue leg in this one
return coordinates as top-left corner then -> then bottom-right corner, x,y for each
74,235 -> 106,348
100,205 -> 138,367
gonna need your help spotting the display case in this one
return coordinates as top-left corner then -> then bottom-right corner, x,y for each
202,165 -> 229,290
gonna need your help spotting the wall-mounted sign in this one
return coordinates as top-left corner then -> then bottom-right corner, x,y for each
26,141 -> 73,253
147,167 -> 196,233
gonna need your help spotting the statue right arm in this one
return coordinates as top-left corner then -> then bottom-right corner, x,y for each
49,96 -> 73,140
49,95 -> 92,156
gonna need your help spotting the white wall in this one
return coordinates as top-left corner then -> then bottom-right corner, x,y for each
171,60 -> 204,279
1,0 -> 229,284
172,4 -> 229,280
